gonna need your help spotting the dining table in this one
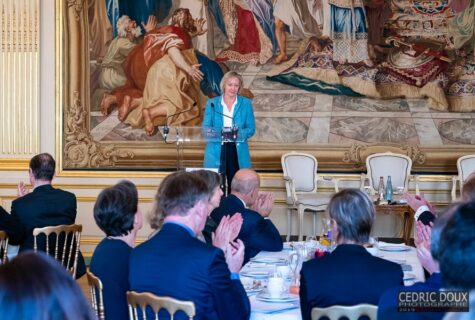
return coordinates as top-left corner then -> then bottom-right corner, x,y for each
240,241 -> 424,320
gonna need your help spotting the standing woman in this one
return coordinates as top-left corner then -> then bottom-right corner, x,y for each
203,71 -> 255,194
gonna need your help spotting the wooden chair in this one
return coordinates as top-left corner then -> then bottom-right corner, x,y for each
281,152 -> 339,241
362,152 -> 418,196
127,291 -> 196,320
0,231 -> 9,264
86,270 -> 105,320
32,224 -> 82,278
451,154 -> 475,200
311,304 -> 378,320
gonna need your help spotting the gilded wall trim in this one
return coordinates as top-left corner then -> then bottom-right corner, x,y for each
55,0 -> 475,173
0,0 -> 39,156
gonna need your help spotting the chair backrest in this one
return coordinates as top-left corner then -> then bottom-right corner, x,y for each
32,224 -> 82,278
0,231 -> 9,264
311,304 -> 378,320
86,270 -> 105,320
366,152 -> 412,193
282,152 -> 318,193
127,291 -> 196,320
457,155 -> 475,183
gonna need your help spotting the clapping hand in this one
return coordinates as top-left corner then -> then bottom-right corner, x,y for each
414,220 -> 432,250
225,239 -> 245,273
17,181 -> 29,197
228,213 -> 243,241
212,213 -> 243,253
251,191 -> 274,217
402,192 -> 435,212
212,215 -> 232,253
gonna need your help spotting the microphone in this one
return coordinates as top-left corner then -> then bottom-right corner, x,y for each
163,102 -> 197,141
210,102 -> 238,141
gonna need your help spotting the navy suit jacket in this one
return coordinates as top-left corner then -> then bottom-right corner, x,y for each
300,244 -> 404,320
378,273 -> 444,320
129,223 -> 250,320
210,194 -> 283,264
0,205 -> 24,244
10,184 -> 86,277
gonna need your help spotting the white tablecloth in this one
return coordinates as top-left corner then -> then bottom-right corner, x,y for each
241,242 -> 424,320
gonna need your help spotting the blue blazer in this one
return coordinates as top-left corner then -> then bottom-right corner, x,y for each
211,194 -> 283,264
300,244 -> 403,320
378,273 -> 444,320
129,223 -> 250,320
202,95 -> 255,169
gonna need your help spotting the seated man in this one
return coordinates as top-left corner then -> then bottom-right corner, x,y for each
129,172 -> 250,320
10,153 -> 86,278
377,203 -> 460,320
300,189 -> 403,320
90,180 -> 143,320
211,169 -> 283,264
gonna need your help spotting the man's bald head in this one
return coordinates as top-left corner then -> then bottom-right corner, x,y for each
231,169 -> 260,196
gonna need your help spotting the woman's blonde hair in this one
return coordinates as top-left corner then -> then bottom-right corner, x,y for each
219,71 -> 243,94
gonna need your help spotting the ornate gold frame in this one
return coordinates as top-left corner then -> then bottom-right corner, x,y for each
57,0 -> 472,173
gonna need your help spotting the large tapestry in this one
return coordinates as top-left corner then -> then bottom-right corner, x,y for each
61,0 -> 475,171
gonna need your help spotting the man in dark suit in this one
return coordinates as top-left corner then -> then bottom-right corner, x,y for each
211,169 -> 283,264
129,172 -> 250,320
377,202 -> 458,320
0,206 -> 24,244
300,189 -> 403,320
10,153 -> 86,278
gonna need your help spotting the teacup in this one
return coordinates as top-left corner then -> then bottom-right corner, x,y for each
267,277 -> 285,298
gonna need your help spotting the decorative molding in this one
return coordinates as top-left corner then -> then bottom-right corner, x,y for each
0,159 -> 30,171
343,143 -> 426,167
64,91 -> 135,168
66,0 -> 84,21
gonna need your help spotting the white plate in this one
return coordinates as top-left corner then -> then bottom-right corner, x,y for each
256,292 -> 299,303
241,270 -> 270,279
250,257 -> 287,264
379,245 -> 410,252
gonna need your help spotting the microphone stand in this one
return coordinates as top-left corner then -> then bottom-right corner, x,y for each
160,102 -> 197,171
162,102 -> 197,144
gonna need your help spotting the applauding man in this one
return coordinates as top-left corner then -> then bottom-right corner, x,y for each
129,172 -> 250,320
211,169 -> 283,264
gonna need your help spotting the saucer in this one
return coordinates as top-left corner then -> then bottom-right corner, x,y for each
250,257 -> 287,265
379,245 -> 410,252
256,292 -> 299,303
240,270 -> 269,279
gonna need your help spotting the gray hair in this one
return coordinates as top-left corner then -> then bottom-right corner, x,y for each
150,172 -> 209,228
219,71 -> 243,94
117,15 -> 131,37
328,189 -> 375,243
231,172 -> 259,195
